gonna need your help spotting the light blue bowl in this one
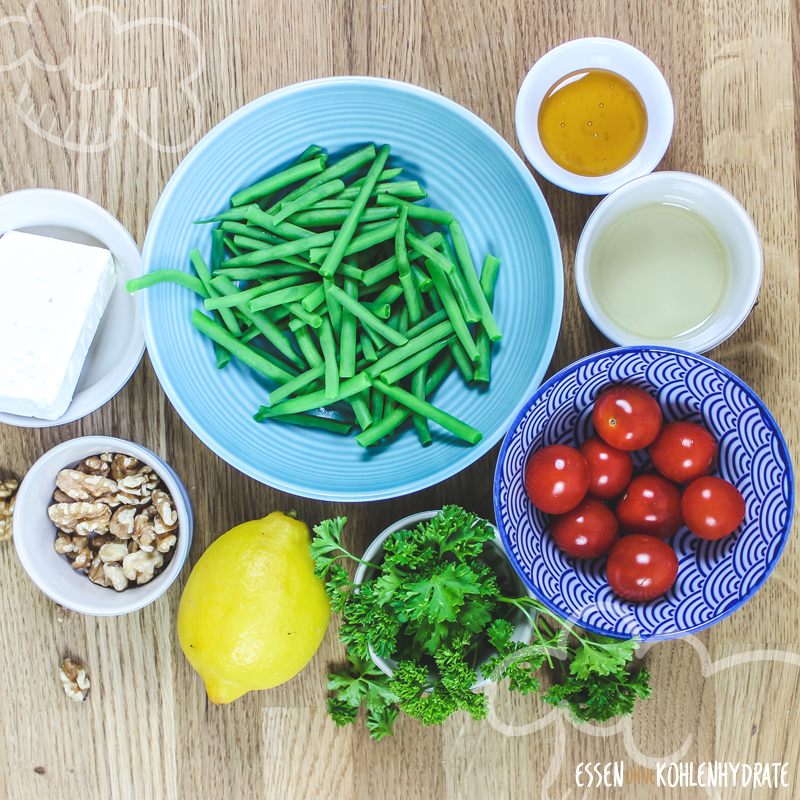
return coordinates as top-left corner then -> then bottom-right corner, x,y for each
494,346 -> 794,640
141,77 -> 563,501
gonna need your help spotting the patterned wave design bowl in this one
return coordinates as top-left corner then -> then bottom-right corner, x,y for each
493,346 -> 794,640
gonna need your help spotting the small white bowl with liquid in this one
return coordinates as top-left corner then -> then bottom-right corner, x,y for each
575,172 -> 762,353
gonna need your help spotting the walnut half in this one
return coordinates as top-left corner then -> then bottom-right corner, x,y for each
0,479 -> 18,542
59,658 -> 90,702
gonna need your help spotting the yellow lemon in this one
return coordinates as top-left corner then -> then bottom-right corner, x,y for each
177,511 -> 330,704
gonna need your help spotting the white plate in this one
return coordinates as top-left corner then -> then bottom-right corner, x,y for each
0,189 -> 145,427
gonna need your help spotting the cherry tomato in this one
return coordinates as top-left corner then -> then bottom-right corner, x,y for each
649,421 -> 718,484
606,534 -> 679,601
615,474 -> 683,539
524,444 -> 589,514
681,476 -> 746,540
592,385 -> 662,451
551,497 -> 619,559
578,436 -> 634,500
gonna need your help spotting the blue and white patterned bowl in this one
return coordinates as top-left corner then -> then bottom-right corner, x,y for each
494,346 -> 794,640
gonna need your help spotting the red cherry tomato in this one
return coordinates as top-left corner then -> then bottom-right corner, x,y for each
592,385 -> 662,451
649,421 -> 718,484
524,445 -> 589,514
615,474 -> 683,539
606,534 -> 679,601
551,497 -> 619,559
578,436 -> 634,500
681,476 -> 746,540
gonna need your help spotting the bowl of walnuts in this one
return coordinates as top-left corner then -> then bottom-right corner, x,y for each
14,436 -> 193,615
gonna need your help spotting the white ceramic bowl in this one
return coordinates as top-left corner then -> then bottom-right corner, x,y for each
0,189 -> 145,427
515,37 -> 674,195
14,436 -> 193,616
575,171 -> 763,353
354,510 -> 534,690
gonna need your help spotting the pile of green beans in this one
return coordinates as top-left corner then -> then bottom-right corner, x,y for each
127,143 -> 502,448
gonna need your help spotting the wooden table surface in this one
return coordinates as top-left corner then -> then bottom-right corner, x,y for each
1,1 -> 799,798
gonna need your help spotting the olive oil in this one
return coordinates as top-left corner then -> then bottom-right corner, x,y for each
538,69 -> 647,177
590,203 -> 730,340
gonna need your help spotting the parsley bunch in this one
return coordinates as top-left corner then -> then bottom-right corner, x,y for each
311,506 -> 650,739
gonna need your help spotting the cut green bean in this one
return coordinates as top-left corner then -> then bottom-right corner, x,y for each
190,248 -> 242,337
364,320 -> 453,379
361,231 -> 443,286
347,392 -> 373,430
312,198 -> 355,209
360,333 -> 377,362
411,365 -> 432,446
204,274 -> 309,311
376,194 -> 453,225
289,206 -> 397,227
410,263 -> 433,293
370,387 -> 384,423
302,283 -> 327,313
338,181 -> 426,201
245,206 -> 320,241
339,279 -> 358,379
194,205 -> 257,224
225,230 -> 334,267
406,231 -> 454,276
215,343 -> 231,369
221,221 -> 285,246
474,255 -> 501,383
362,302 -> 390,319
373,283 -> 404,307
246,342 -> 300,378
325,284 -> 408,346
286,303 -> 322,328
425,260 -> 478,360
404,309 -> 448,339
223,236 -> 244,256
319,145 -> 391,278
247,282 -> 318,312
231,157 -> 325,207
371,379 -> 481,444
380,335 -> 455,384
295,325 -> 323,367
271,178 -> 345,224
449,219 -> 502,341
350,167 -> 403,187
395,207 -> 423,325
355,353 -> 454,446
323,277 -> 342,340
190,310 -> 295,384
429,289 -> 475,381
257,145 -> 323,210
216,265 -> 314,280
126,271 -> 208,297
256,412 -> 353,435
318,317 -> 339,399
440,239 -> 481,324
256,373 -> 371,418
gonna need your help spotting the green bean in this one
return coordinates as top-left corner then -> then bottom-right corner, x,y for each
474,255 -> 501,383
311,218 -> 397,265
393,207 -> 423,325
215,344 -> 231,369
440,239 -> 481,324
245,206 -> 319,241
337,181 -> 426,200
370,387 -> 384,423
360,333 -> 378,362
126,271 -> 208,297
339,278 -> 358,379
231,157 -> 325,207
286,303 -> 322,328
210,275 -> 304,368
347,392 -> 373,430
225,230 -> 334,267
221,221 -> 284,245
194,205 -> 257,224
364,319 -> 453,379
406,231 -> 454,276
190,248 -> 242,337
302,283 -> 326,313
246,342 -> 300,378
373,283 -> 404,307
256,411 -> 353,435
429,287 -> 475,381
247,283 -> 317,312
257,145 -> 324,210
410,263 -> 433,293
361,231 -> 443,286
350,167 -> 403,187
204,274 -> 309,311
411,365 -> 432,446
425,260 -> 478,360
376,194 -> 453,225
405,309 -> 448,339
355,353 -> 454,446
256,373 -> 371,418
371,379 -> 480,444
325,284 -> 408,346
319,145 -> 390,278
190,310 -> 295,384
318,317 -> 339,399
295,325 -> 323,367
215,265 -> 314,280
271,178 -> 346,224
289,206 -> 397,227
398,307 -> 409,336
272,144 -> 376,210
362,302 -> 391,319
323,277 -> 342,340
449,219 -> 502,341
380,335 -> 455,384
223,236 -> 244,256
311,198 -> 355,209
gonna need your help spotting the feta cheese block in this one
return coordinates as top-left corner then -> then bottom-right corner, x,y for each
0,231 -> 117,420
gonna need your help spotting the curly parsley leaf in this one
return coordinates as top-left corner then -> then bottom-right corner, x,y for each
569,634 -> 639,680
403,563 -> 481,624
310,517 -> 351,580
327,697 -> 359,727
366,705 -> 399,740
326,654 -> 399,733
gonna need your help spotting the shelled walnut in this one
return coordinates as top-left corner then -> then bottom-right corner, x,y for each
59,658 -> 90,702
0,479 -> 18,542
48,453 -> 179,591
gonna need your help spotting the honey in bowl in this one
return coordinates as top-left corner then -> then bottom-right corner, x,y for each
538,69 -> 648,177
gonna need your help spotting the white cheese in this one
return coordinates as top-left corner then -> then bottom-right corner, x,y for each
0,231 -> 116,420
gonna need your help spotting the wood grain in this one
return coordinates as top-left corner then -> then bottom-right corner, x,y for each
1,0 -> 799,797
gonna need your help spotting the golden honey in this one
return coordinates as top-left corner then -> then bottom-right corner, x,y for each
538,69 -> 648,177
